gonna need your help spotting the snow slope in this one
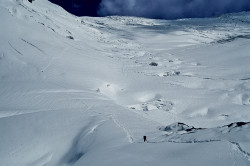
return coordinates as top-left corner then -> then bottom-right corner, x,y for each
0,0 -> 250,165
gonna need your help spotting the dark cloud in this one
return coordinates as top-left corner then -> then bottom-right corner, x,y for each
98,0 -> 250,19
49,0 -> 102,16
49,0 -> 250,19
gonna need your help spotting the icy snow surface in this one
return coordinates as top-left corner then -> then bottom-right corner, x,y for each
0,0 -> 250,165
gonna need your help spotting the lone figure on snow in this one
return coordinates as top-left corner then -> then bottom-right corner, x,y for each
143,136 -> 147,142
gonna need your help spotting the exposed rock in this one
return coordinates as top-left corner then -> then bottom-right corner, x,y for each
149,62 -> 158,66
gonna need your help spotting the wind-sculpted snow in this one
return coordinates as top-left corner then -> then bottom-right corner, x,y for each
158,122 -> 250,143
1,0 -> 250,166
157,122 -> 250,161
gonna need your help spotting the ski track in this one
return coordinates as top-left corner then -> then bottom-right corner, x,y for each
230,142 -> 250,161
8,41 -> 23,55
20,38 -> 45,53
28,89 -> 99,95
110,115 -> 134,143
41,47 -> 69,72
0,103 -> 92,119
27,152 -> 53,166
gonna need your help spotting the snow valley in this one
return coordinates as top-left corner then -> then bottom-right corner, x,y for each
0,0 -> 250,166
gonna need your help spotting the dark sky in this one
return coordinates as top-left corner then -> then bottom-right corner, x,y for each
50,0 -> 250,19
49,0 -> 102,16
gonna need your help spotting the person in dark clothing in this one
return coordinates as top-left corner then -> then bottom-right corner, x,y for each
143,136 -> 147,142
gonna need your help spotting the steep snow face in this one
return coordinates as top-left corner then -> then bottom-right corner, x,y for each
0,0 -> 250,166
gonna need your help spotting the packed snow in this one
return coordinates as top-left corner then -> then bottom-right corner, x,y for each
0,0 -> 250,166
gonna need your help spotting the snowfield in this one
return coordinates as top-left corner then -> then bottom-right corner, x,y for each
0,0 -> 250,165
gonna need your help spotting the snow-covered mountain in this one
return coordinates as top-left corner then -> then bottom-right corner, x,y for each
0,0 -> 250,166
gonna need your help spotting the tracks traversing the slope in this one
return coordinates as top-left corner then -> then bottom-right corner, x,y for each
110,115 -> 134,143
230,141 -> 250,161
